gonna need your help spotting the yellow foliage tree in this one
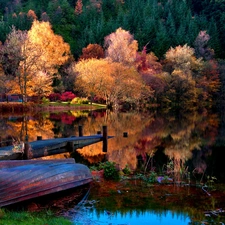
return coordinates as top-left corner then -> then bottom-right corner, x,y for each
74,58 -> 113,103
29,71 -> 53,102
27,20 -> 71,74
165,44 -> 202,79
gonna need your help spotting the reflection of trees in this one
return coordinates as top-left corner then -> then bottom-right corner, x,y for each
0,109 -> 219,177
77,111 -> 155,168
1,113 -> 55,143
163,110 -> 219,182
76,108 -> 219,176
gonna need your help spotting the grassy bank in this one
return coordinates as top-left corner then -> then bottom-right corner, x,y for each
0,102 -> 106,113
0,209 -> 72,225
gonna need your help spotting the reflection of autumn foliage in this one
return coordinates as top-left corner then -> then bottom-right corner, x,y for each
134,137 -> 161,163
4,115 -> 55,142
50,112 -> 76,125
0,109 -> 219,175
77,111 -> 155,168
61,114 -> 76,125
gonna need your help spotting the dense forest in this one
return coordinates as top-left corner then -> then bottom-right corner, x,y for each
0,0 -> 224,59
0,0 -> 225,111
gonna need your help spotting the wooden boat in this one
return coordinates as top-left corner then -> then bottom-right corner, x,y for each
0,158 -> 93,208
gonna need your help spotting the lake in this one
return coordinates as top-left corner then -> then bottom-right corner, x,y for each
1,108 -> 225,224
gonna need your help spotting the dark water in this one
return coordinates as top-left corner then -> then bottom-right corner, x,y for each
1,108 -> 225,224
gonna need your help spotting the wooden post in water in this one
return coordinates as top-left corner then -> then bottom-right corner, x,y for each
78,125 -> 83,137
37,136 -> 42,141
102,125 -> 107,152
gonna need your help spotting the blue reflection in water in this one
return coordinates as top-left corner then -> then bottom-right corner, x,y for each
73,208 -> 191,225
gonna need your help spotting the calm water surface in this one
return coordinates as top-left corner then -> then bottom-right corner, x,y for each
1,108 -> 225,224
73,209 -> 191,225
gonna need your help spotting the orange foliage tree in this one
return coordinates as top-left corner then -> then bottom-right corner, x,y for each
74,58 -> 153,108
79,44 -> 104,60
0,21 -> 71,101
74,58 -> 113,104
196,60 -> 220,102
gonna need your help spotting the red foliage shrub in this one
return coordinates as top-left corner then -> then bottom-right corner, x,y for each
48,93 -> 61,102
60,92 -> 76,101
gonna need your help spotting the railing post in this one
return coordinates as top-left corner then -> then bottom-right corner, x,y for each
24,135 -> 30,159
67,141 -> 75,152
102,125 -> 107,152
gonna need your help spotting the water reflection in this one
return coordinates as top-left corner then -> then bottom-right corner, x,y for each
73,208 -> 191,225
1,108 -> 225,182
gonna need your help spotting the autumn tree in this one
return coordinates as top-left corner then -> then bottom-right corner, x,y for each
163,44 -> 202,108
27,20 -> 71,74
194,30 -> 214,60
0,27 -> 28,96
74,58 -> 112,104
79,44 -> 104,60
135,47 -> 164,104
136,47 -> 162,74
0,63 -> 7,93
164,70 -> 198,108
0,21 -> 71,101
196,60 -> 220,103
165,44 -> 202,78
75,0 -> 83,15
107,62 -> 153,108
27,10 -> 37,21
74,58 -> 153,108
104,27 -> 138,65
29,71 -> 53,102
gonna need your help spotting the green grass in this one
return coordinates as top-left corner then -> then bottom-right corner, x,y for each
41,102 -> 106,109
0,209 -> 72,225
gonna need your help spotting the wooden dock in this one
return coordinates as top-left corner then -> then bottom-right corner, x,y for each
0,134 -> 113,160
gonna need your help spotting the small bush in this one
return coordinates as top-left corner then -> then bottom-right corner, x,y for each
42,97 -> 50,103
48,93 -> 61,102
71,97 -> 89,104
122,164 -> 131,175
99,161 -> 120,181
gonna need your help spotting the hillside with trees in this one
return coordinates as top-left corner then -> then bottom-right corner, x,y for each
0,0 -> 224,111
